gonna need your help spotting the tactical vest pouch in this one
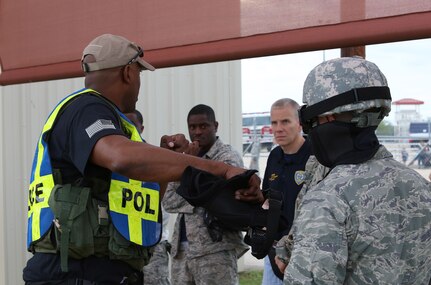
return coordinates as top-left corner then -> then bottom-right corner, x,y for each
108,225 -> 151,270
48,184 -> 94,272
48,184 -> 149,272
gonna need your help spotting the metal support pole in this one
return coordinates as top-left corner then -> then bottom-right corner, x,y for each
249,139 -> 260,172
249,117 -> 260,172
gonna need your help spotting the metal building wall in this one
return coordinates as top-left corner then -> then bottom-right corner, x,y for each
0,61 -> 242,284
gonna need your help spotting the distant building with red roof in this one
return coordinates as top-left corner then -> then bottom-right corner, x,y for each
393,98 -> 424,136
393,98 -> 424,105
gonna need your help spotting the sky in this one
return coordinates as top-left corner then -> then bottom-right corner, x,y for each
241,38 -> 431,124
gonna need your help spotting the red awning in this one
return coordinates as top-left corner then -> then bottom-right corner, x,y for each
1,0 -> 431,85
393,98 -> 425,105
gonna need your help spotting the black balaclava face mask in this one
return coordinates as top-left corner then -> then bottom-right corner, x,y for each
308,121 -> 380,168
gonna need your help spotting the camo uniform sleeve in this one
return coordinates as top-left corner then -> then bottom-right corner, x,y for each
276,156 -> 330,268
284,180 -> 350,284
284,147 -> 431,284
275,234 -> 294,265
162,181 -> 194,214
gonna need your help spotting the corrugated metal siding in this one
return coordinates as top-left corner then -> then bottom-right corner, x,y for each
139,61 -> 242,148
0,61 -> 242,284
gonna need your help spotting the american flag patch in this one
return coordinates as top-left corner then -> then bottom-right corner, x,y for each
85,119 -> 116,138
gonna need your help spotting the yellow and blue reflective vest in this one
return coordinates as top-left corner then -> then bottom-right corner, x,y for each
27,88 -> 161,249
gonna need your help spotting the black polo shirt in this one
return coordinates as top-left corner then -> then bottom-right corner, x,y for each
23,92 -> 140,284
262,139 -> 311,240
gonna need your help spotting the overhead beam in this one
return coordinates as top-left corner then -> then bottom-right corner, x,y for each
1,11 -> 430,85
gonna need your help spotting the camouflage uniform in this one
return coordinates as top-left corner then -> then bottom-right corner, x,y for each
162,138 -> 248,285
284,146 -> 431,284
143,207 -> 171,285
143,241 -> 171,285
296,155 -> 329,210
275,155 -> 330,265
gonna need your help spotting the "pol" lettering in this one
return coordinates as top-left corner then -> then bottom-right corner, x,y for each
121,188 -> 155,214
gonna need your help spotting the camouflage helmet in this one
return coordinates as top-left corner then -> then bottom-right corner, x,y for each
302,56 -> 391,119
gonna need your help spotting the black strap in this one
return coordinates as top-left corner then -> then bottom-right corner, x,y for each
300,86 -> 391,121
265,190 -> 285,280
263,190 -> 283,253
250,190 -> 283,259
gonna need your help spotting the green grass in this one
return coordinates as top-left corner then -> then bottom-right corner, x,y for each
239,270 -> 263,285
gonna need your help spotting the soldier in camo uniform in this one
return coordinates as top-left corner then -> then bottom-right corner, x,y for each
163,104 -> 249,285
282,56 -> 431,284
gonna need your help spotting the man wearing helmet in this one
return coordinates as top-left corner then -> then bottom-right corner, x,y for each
282,56 -> 431,284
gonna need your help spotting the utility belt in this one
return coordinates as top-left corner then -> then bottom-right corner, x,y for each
32,184 -> 151,272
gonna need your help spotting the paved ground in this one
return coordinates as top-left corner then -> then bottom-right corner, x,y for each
239,150 -> 431,271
